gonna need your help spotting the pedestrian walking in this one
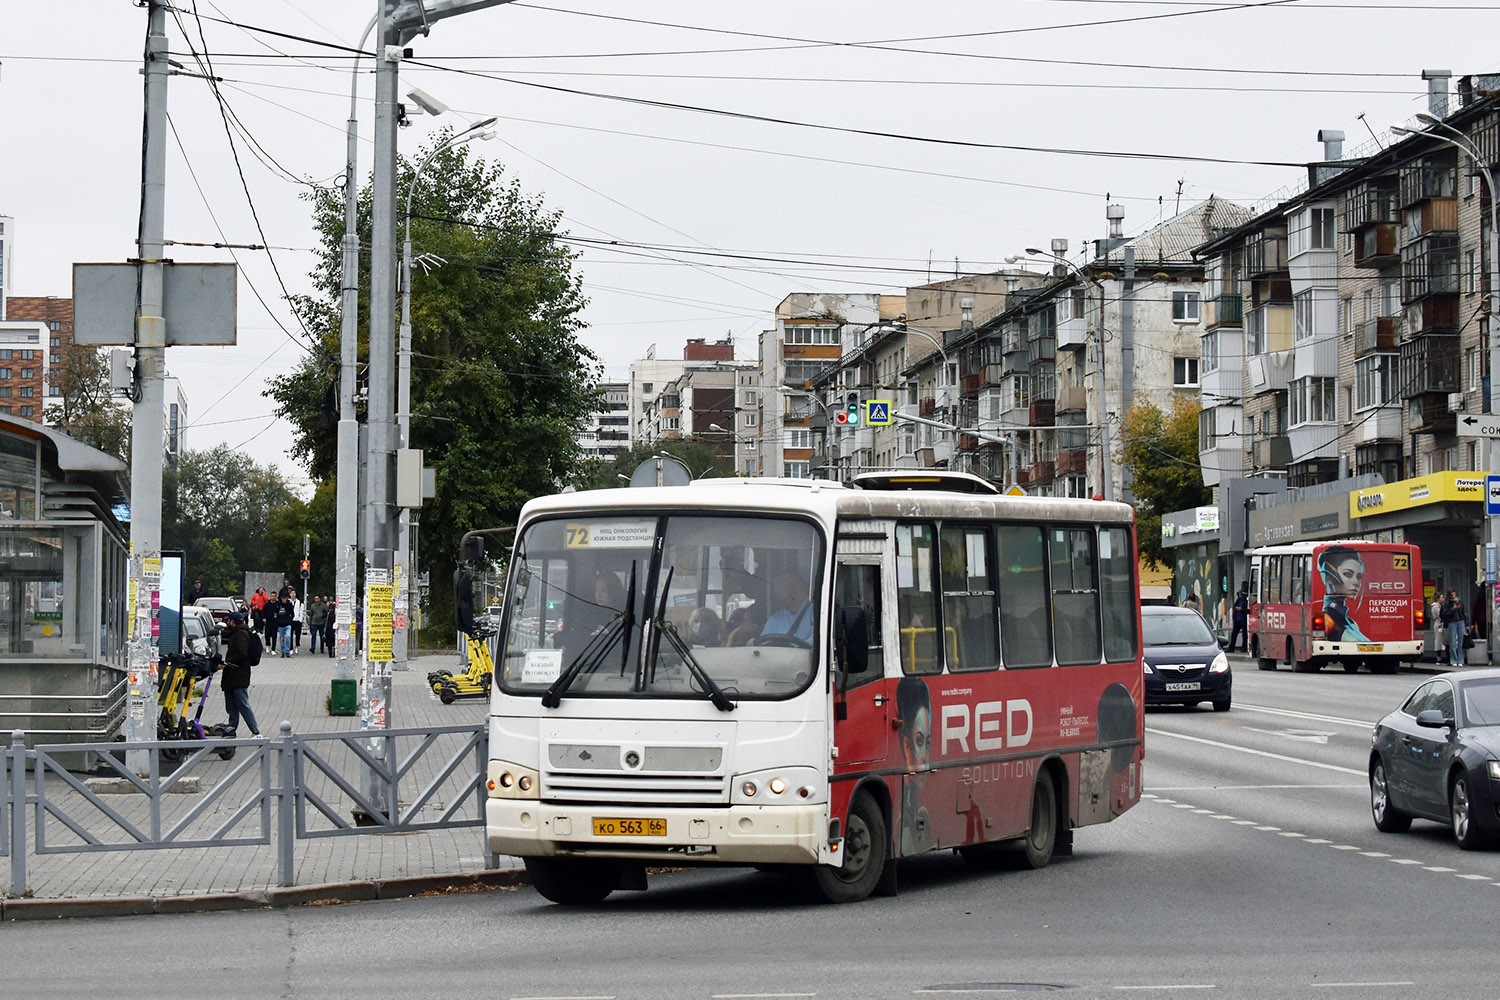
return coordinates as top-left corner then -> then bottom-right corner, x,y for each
1441,589 -> 1469,667
250,587 -> 268,615
188,578 -> 207,605
291,590 -> 304,653
274,593 -> 295,658
215,612 -> 261,738
307,595 -> 328,654
263,594 -> 279,649
324,597 -> 337,657
278,578 -> 293,602
1229,588 -> 1249,653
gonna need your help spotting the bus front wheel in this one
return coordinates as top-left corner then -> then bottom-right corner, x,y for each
524,857 -> 619,905
810,792 -> 887,903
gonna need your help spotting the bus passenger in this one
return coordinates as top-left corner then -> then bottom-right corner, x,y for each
687,607 -> 722,646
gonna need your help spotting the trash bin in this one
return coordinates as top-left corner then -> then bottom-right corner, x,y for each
329,678 -> 358,716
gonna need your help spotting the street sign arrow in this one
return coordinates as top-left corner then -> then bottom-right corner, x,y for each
1456,415 -> 1500,439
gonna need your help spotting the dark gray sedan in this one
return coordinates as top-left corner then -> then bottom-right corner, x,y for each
1370,669 -> 1500,849
1141,606 -> 1232,711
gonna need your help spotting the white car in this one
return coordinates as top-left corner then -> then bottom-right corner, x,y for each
181,604 -> 220,657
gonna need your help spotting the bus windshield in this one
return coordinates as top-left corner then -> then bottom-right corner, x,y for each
498,514 -> 823,701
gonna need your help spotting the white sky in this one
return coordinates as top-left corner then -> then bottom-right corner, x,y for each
3,1 -> 1497,480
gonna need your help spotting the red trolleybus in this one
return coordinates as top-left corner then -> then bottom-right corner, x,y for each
1247,540 -> 1424,674
482,471 -> 1145,904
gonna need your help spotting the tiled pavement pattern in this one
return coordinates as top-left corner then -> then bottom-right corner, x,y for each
8,648 -> 525,904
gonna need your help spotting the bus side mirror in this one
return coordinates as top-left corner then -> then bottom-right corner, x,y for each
461,536 -> 486,563
836,606 -> 869,677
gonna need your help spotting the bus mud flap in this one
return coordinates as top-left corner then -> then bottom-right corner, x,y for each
875,856 -> 898,897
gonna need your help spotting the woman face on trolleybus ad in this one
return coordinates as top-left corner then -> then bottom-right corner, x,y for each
1319,546 -> 1367,643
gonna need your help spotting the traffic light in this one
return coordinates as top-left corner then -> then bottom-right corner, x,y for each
835,391 -> 861,426
300,558 -> 310,577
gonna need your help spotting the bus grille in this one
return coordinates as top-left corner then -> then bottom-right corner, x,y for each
544,743 -> 728,805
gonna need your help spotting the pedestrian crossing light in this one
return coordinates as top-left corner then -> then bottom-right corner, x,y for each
300,558 -> 310,576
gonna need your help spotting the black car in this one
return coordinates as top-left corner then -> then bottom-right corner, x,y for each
1141,606 -> 1232,711
1370,670 -> 1500,850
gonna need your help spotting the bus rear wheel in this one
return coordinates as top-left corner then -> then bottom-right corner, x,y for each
810,792 -> 887,904
524,857 -> 619,905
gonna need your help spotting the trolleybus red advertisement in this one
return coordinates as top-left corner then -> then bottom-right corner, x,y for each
1247,540 -> 1423,674
480,471 -> 1146,904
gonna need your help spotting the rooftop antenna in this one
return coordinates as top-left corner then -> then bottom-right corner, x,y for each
1356,112 -> 1384,150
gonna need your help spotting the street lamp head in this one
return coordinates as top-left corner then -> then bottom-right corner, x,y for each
472,129 -> 497,142
1025,247 -> 1043,256
406,88 -> 449,116
1390,124 -> 1414,136
474,116 -> 499,130
708,423 -> 726,433
1415,111 -> 1440,127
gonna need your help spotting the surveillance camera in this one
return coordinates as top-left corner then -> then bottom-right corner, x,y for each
406,88 -> 449,116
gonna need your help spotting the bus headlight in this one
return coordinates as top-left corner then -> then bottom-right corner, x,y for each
1488,760 -> 1500,781
1209,652 -> 1229,674
488,759 -> 540,799
732,766 -> 824,805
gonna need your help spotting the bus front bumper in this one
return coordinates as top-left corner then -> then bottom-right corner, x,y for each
487,800 -> 829,865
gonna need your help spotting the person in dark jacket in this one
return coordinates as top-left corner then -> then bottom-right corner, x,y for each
1229,589 -> 1249,653
274,595 -> 295,657
187,579 -> 207,606
216,613 -> 262,738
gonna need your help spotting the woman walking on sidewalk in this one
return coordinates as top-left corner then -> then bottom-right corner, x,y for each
217,613 -> 262,738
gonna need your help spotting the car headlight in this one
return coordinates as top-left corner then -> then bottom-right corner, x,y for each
487,759 -> 540,799
1143,662 -> 1155,675
1209,652 -> 1230,674
1488,760 -> 1500,781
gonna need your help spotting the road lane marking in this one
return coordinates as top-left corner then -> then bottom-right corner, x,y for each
1456,873 -> 1490,880
1310,983 -> 1414,989
715,994 -> 817,998
1114,986 -> 1216,991
1146,727 -> 1366,775
1231,704 -> 1374,729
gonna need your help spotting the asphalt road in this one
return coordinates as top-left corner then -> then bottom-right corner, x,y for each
6,664 -> 1496,1000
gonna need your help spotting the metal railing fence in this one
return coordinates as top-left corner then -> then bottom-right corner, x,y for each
3,721 -> 490,897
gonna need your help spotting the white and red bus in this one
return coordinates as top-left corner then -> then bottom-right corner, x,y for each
481,471 -> 1145,904
1247,540 -> 1424,674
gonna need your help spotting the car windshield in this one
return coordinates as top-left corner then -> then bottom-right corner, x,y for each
198,598 -> 235,611
1142,612 -> 1215,646
499,514 -> 823,702
1462,678 -> 1500,727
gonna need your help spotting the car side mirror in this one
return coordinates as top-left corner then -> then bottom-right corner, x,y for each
1217,635 -> 1230,650
1415,709 -> 1453,730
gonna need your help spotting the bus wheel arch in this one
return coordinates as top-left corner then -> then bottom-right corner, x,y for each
810,785 -> 889,903
1018,763 -> 1061,870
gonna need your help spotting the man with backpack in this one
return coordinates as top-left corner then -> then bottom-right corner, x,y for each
216,612 -> 263,738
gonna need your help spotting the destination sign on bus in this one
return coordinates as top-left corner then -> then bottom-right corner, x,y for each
564,520 -> 654,548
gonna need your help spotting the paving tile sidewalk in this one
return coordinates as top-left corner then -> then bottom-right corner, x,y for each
5,646 -> 525,911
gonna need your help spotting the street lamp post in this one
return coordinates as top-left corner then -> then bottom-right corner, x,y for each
1394,116 -> 1500,662
1019,248 -> 1113,501
778,387 -> 839,478
394,119 -> 495,669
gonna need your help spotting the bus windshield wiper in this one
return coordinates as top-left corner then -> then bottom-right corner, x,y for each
657,619 -> 736,713
541,615 -> 625,708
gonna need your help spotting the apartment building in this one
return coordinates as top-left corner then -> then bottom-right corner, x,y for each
577,381 -> 629,463
0,296 -> 74,422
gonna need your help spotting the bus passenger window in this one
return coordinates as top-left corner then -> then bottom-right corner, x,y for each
1099,527 -> 1138,663
996,524 -> 1051,668
1050,527 -> 1102,665
940,526 -> 999,672
835,562 -> 883,686
896,523 -> 941,675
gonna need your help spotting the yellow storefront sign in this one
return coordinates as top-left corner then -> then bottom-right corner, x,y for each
1349,471 -> 1485,520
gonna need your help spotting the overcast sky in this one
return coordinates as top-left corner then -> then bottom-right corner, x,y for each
4,1 -> 1498,482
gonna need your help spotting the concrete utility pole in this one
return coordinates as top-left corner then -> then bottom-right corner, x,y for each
333,14 -> 377,696
124,2 -> 170,771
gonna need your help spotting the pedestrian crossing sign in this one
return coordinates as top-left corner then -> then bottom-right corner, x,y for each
865,400 -> 893,425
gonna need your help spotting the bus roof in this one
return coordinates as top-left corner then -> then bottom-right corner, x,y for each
519,476 -> 1135,526
1248,539 -> 1415,556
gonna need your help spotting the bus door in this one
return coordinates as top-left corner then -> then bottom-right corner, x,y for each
832,558 -> 890,767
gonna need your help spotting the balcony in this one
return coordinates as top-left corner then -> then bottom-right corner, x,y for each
1343,180 -> 1399,230
1027,337 -> 1056,365
1399,159 -> 1457,207
961,373 -> 982,398
1404,198 -> 1458,238
1245,232 -> 1288,277
1353,225 -> 1399,269
1247,351 -> 1292,393
1057,316 -> 1087,350
1399,332 -> 1460,397
1402,237 -> 1461,303
1206,292 -> 1242,329
982,363 -> 1006,387
1055,384 -> 1088,414
919,397 -> 936,416
1408,296 -> 1459,336
1354,406 -> 1403,444
1355,317 -> 1398,357
1254,436 -> 1292,469
1245,303 -> 1293,355
1028,460 -> 1055,486
1056,449 -> 1087,475
1408,394 -> 1457,434
958,433 -> 979,452
1029,399 -> 1055,427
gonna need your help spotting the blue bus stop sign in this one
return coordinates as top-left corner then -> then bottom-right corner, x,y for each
1488,475 -> 1500,516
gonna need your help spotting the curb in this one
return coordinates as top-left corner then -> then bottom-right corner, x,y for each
0,868 -> 527,921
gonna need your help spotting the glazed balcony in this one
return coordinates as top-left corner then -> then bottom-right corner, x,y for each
1343,180 -> 1399,231
1402,237 -> 1460,303
1245,232 -> 1288,277
1355,317 -> 1398,357
1205,292 -> 1242,329
1399,332 -> 1460,397
1353,225 -> 1399,269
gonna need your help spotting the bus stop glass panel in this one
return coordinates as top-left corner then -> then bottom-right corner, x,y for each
0,524 -> 98,660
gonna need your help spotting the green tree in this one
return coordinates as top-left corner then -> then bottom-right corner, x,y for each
197,538 -> 241,596
268,132 -> 601,636
1118,396 -> 1210,569
163,445 -> 297,589
44,343 -> 130,463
